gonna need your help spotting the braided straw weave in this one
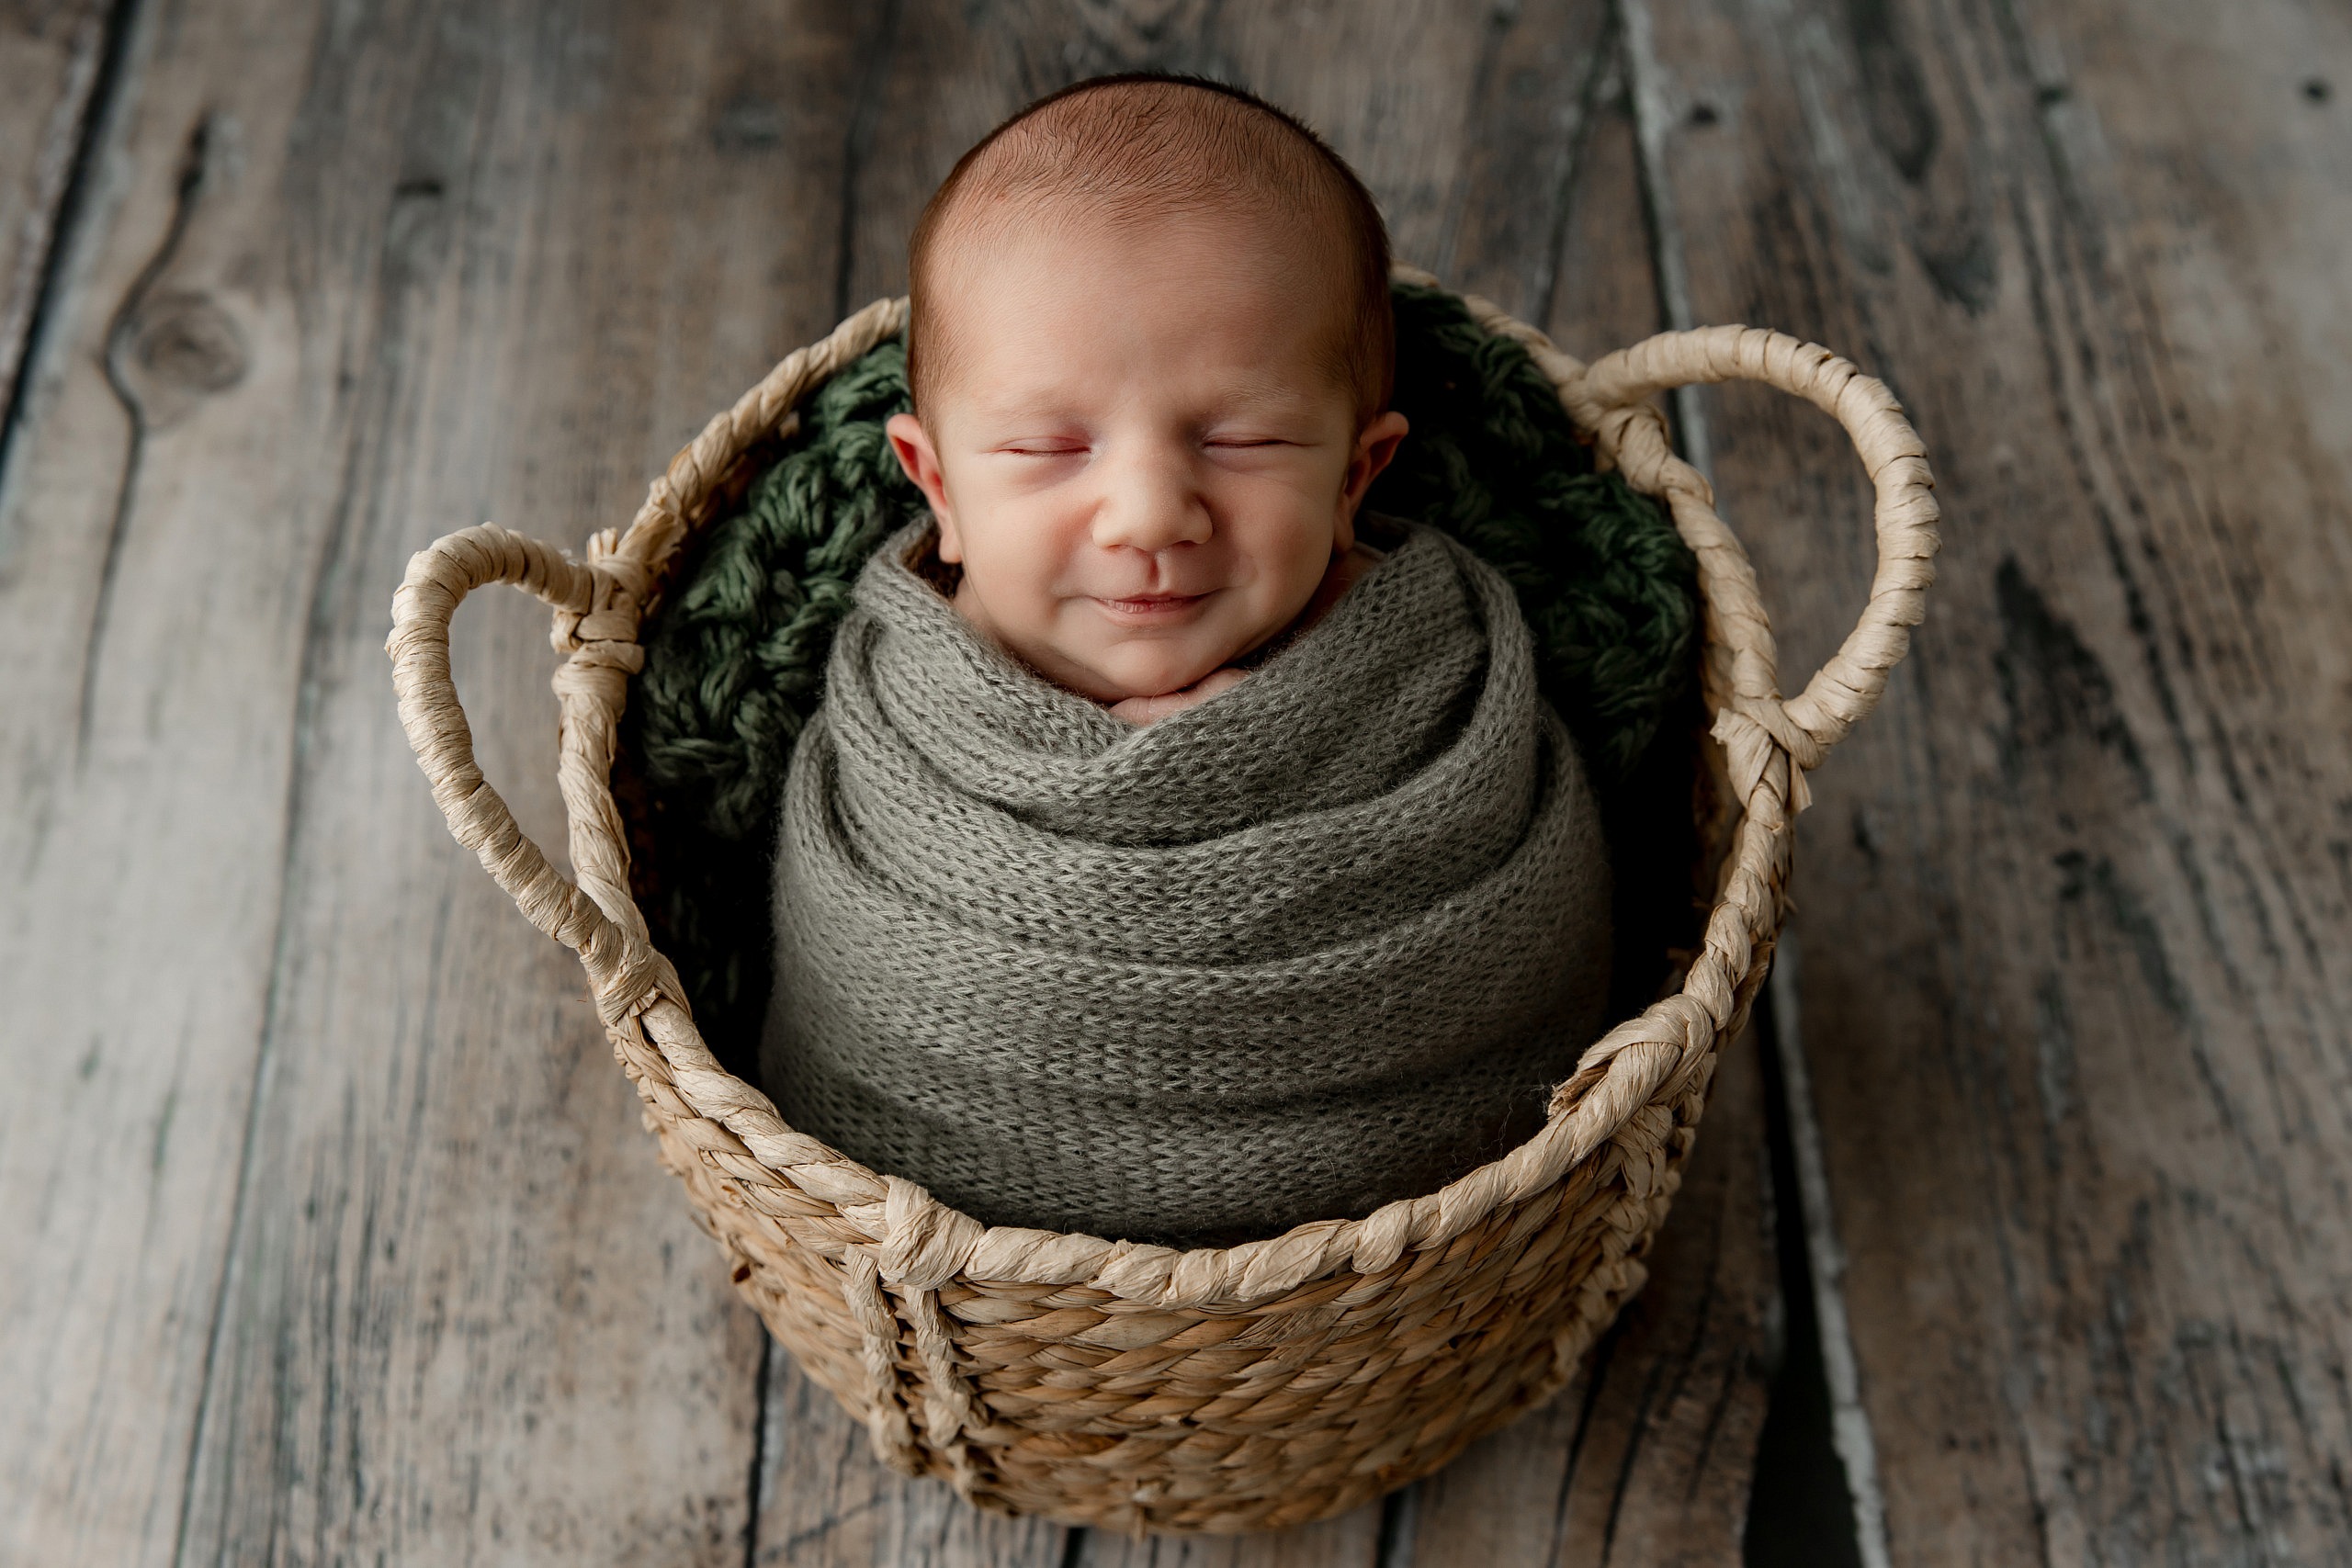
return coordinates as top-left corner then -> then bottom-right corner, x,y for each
386,271 -> 1938,1534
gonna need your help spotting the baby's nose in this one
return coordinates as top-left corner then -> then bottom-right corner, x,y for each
1090,451 -> 1213,554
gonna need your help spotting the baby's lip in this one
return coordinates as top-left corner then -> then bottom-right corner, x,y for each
1091,590 -> 1211,619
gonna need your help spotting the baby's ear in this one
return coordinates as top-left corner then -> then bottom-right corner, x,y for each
1338,410 -> 1410,544
886,412 -> 962,559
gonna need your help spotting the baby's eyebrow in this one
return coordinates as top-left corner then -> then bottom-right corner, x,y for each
959,401 -> 1086,432
951,375 -> 1333,435
1197,384 -> 1324,418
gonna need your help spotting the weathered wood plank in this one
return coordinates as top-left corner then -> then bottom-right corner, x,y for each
1433,0 -> 1663,355
753,1348 -> 1077,1565
0,0 -> 112,428
0,0 -> 866,1560
1523,37 -> 1668,372
0,6 -> 339,1558
1074,1507 -> 1386,1567
170,4 -> 879,1561
1629,0 -> 2352,1560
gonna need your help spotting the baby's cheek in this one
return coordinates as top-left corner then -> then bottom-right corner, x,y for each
974,536 -> 1068,624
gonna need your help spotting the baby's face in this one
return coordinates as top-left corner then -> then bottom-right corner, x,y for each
888,209 -> 1407,703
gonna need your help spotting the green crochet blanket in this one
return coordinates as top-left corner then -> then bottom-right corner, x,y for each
621,282 -> 1700,1061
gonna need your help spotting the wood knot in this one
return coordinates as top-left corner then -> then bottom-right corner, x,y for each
710,92 -> 786,152
118,290 -> 248,423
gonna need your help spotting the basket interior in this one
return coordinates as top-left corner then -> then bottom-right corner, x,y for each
613,282 -> 1721,1111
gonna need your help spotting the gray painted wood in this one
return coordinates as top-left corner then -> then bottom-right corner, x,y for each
0,4 -> 334,1557
1631,0 -> 2352,1560
1409,16 -> 1780,1565
0,0 -> 112,431
1074,1507 -> 1386,1568
171,3 -> 878,1559
1,0 -> 856,1561
752,1348 -> 1078,1566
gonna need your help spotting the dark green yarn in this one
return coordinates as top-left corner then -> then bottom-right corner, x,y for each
622,282 -> 1698,1058
630,343 -> 931,843
1373,282 -> 1699,780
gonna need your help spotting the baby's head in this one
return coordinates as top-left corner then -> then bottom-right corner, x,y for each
886,76 -> 1408,705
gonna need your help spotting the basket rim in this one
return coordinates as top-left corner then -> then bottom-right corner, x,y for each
388,266 -> 1939,1311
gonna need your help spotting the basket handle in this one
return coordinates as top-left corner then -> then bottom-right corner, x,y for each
386,523 -> 673,1023
1458,304 -> 1941,810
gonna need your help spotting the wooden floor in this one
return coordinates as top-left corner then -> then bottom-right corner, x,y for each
4,1 -> 2349,1562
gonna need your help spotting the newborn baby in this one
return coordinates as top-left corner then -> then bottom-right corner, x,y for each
881,94 -> 1409,723
763,75 -> 1612,1247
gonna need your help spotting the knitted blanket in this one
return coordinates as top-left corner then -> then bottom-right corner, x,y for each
761,515 -> 1613,1247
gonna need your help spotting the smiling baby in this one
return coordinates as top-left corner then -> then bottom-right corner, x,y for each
761,75 -> 1613,1247
883,79 -> 1409,726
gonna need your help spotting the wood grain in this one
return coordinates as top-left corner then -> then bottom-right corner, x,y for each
1629,0 -> 2352,1560
1410,13 -> 1777,1565
0,0 -> 860,1561
753,1347 -> 1078,1566
177,3 -> 882,1560
0,0 -> 112,429
1074,1506 -> 1387,1567
0,4 -> 334,1555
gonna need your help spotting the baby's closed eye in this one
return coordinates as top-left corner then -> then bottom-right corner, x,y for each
994,437 -> 1090,457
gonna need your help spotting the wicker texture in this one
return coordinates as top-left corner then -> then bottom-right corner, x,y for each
385,274 -> 1939,1534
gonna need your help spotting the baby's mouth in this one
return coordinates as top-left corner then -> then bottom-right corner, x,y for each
1091,591 -> 1210,622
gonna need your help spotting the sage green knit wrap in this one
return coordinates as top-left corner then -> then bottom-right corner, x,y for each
624,282 -> 1699,1060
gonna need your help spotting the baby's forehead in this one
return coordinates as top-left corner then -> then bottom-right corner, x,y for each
920,206 -> 1357,400
908,80 -> 1392,418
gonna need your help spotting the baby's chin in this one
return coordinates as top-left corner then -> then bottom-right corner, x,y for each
1069,637 -> 1248,704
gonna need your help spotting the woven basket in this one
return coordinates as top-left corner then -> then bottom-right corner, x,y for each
386,270 -> 1938,1535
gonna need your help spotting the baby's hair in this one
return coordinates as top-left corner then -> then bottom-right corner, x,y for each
905,73 -> 1395,424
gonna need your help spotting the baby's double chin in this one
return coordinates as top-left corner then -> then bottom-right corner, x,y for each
1068,619 -> 1254,708
1081,640 -> 1240,705
1067,589 -> 1239,700
959,581 -> 1260,707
